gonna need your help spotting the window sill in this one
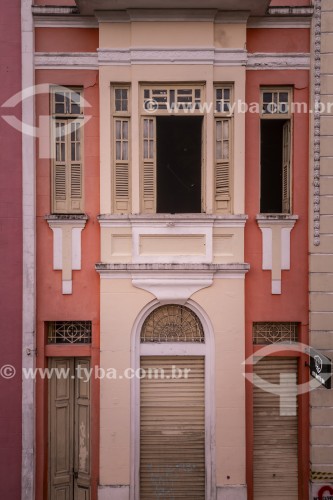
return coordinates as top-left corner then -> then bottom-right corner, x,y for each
256,214 -> 298,224
45,213 -> 89,222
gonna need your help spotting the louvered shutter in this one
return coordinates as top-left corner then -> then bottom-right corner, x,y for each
140,356 -> 205,499
253,357 -> 298,500
114,118 -> 130,213
53,120 -> 84,214
282,121 -> 291,213
215,118 -> 231,213
142,118 -> 156,213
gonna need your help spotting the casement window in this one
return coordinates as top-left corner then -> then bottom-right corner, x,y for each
112,86 -> 131,213
52,87 -> 84,214
214,85 -> 233,213
141,85 -> 204,214
260,88 -> 292,214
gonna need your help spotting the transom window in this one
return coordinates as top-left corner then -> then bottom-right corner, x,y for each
48,321 -> 92,344
141,305 -> 205,343
253,322 -> 298,344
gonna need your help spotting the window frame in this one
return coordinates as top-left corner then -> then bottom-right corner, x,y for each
51,86 -> 85,214
259,86 -> 293,214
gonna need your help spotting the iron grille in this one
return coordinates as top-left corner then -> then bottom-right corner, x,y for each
253,322 -> 298,345
141,305 -> 204,343
48,321 -> 92,344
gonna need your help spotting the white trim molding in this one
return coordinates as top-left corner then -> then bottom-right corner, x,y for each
34,15 -> 98,28
130,299 -> 216,500
22,0 -> 36,498
256,215 -> 298,295
34,52 -> 98,70
248,16 -> 312,28
46,215 -> 88,295
247,52 -> 310,70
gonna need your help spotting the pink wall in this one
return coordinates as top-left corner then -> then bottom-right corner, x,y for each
247,28 -> 310,53
35,28 -> 99,52
35,69 -> 100,500
0,0 -> 22,499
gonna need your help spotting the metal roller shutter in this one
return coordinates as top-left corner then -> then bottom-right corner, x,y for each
253,357 -> 298,500
140,356 -> 205,499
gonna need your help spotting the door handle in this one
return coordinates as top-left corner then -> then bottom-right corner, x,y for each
73,470 -> 79,479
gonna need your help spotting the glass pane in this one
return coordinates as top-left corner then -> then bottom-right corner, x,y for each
61,143 -> 65,161
216,142 -> 222,160
71,103 -> 80,114
223,121 -> 229,140
56,143 -> 60,162
216,89 -> 222,100
116,141 -> 121,160
122,141 -> 128,161
122,121 -> 128,140
55,103 -> 64,114
144,140 -> 148,159
149,120 -> 154,138
216,121 -> 222,141
116,121 -> 121,140
224,89 -> 230,100
149,140 -> 154,159
223,140 -> 229,160
143,119 -> 149,139
55,92 -> 64,103
115,99 -> 122,112
76,143 -> 81,161
71,142 -> 75,161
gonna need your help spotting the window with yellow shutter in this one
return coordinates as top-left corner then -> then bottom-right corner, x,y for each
51,87 -> 84,214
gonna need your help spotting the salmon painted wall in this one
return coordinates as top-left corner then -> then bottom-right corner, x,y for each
0,0 -> 22,498
245,67 -> 309,499
35,69 -> 100,500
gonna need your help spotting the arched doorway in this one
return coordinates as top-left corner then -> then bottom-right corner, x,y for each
135,304 -> 210,499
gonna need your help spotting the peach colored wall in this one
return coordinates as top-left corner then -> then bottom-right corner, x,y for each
247,28 -> 310,53
35,28 -> 99,53
35,69 -> 100,500
245,69 -> 309,500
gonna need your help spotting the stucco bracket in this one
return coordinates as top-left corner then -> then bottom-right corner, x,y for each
46,215 -> 88,294
256,215 -> 298,295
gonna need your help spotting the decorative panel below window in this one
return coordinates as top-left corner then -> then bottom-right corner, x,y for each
48,321 -> 92,344
253,322 -> 298,345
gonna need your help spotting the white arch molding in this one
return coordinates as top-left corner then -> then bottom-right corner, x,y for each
130,299 -> 216,500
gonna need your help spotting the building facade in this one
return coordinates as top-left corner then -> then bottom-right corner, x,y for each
2,0 -> 331,499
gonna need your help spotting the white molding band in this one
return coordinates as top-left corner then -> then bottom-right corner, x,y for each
22,0 -> 36,498
248,17 -> 312,28
34,50 -> 310,69
34,15 -> 98,28
34,52 -> 98,70
247,52 -> 310,70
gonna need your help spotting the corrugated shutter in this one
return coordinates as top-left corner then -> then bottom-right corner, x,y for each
142,117 -> 156,213
215,118 -> 231,213
140,356 -> 205,499
253,357 -> 298,500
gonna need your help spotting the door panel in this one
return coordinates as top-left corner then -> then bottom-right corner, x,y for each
49,358 -> 91,500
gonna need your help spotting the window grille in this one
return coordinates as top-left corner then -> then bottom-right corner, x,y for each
143,87 -> 202,112
141,305 -> 204,343
48,321 -> 92,344
253,322 -> 298,344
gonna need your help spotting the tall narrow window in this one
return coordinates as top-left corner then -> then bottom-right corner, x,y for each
214,86 -> 233,213
52,87 -> 84,214
260,88 -> 292,213
112,86 -> 131,213
141,85 -> 204,214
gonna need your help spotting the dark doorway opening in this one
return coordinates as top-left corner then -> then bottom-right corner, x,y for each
157,116 -> 202,213
260,119 -> 287,213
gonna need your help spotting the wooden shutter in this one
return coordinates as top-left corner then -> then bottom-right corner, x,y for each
282,121 -> 291,213
49,358 -> 74,500
74,359 -> 91,500
215,118 -> 231,213
113,118 -> 130,213
253,357 -> 298,500
53,120 -> 84,214
142,118 -> 156,213
140,356 -> 205,499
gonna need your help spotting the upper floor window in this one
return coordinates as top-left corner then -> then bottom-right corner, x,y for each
260,88 -> 292,214
51,87 -> 84,214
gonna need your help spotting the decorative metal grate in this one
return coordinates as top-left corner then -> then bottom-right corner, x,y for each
253,322 -> 298,345
48,321 -> 92,344
141,305 -> 204,343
